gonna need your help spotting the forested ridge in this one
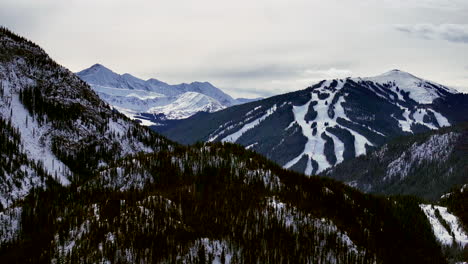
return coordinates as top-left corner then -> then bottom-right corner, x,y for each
0,142 -> 447,263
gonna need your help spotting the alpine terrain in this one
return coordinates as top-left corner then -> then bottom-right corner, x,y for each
161,71 -> 468,176
0,28 -> 467,263
77,64 -> 259,127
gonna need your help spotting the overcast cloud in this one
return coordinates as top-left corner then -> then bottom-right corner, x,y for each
2,0 -> 468,97
395,24 -> 468,43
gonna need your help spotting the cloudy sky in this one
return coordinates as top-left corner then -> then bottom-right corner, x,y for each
2,0 -> 468,98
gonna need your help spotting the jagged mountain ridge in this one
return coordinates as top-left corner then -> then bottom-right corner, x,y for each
235,97 -> 264,104
322,123 -> 468,200
77,64 -> 236,103
77,64 -> 258,125
160,71 -> 468,175
0,27 -> 462,263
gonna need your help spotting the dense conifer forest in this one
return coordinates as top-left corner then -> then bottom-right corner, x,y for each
0,142 -> 448,263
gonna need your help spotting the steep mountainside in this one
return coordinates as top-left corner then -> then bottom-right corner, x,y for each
1,28 -> 465,263
322,124 -> 468,200
77,64 -> 257,125
0,28 -> 169,208
161,72 -> 468,175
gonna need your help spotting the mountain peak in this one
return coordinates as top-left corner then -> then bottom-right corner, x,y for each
91,63 -> 104,68
191,81 -> 213,86
78,63 -> 116,77
90,63 -> 110,71
358,69 -> 458,104
377,69 -> 420,79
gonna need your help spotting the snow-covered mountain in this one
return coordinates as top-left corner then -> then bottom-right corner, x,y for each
161,70 -> 468,176
77,64 -> 255,125
362,69 -> 458,104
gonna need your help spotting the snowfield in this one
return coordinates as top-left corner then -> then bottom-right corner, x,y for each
420,204 -> 468,247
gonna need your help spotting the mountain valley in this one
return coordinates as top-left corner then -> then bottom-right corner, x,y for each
0,27 -> 467,264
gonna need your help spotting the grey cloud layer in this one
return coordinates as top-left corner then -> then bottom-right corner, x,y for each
396,24 -> 468,43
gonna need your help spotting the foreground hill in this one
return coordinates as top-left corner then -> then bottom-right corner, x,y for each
160,71 -> 468,176
0,28 -> 466,263
0,28 -> 170,208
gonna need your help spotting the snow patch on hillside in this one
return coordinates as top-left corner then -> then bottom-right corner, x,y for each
0,165 -> 45,208
393,104 -> 449,133
220,104 -> 277,143
0,207 -> 22,244
266,197 -> 363,255
178,238 -> 240,264
430,109 -> 450,127
99,165 -> 153,191
0,73 -> 71,186
420,204 -> 468,247
385,132 -> 460,180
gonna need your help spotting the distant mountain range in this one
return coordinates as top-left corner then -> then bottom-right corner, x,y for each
77,64 -> 262,125
160,70 -> 468,176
